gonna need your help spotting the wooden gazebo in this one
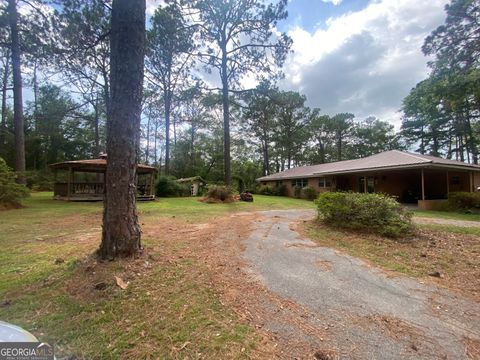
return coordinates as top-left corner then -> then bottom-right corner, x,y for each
49,155 -> 157,201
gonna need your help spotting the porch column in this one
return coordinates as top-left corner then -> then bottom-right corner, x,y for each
67,167 -> 73,200
446,171 -> 449,197
421,168 -> 425,201
363,175 -> 367,193
470,171 -> 474,192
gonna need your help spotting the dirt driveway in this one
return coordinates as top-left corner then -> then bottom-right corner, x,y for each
240,210 -> 480,359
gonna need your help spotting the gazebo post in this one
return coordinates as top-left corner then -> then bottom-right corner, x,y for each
67,167 -> 73,200
421,168 -> 425,201
150,171 -> 155,196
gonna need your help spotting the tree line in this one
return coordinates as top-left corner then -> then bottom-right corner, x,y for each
401,0 -> 479,164
0,0 -> 477,193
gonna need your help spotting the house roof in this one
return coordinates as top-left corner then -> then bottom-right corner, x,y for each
49,158 -> 157,174
257,150 -> 480,181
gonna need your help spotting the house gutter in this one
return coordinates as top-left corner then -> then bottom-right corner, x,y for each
257,163 -> 480,182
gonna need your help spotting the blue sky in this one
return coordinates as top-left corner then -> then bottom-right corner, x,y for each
145,0 -> 448,128
279,0 -> 371,33
275,0 -> 449,127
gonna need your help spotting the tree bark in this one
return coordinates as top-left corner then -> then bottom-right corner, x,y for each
164,88 -> 170,174
220,41 -> 231,186
8,0 -> 26,184
145,104 -> 151,164
100,0 -> 145,260
0,51 -> 10,149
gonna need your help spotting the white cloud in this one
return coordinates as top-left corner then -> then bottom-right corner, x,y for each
282,0 -> 448,127
146,0 -> 166,16
322,0 -> 343,5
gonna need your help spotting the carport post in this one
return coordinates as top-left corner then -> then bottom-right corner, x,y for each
446,171 -> 449,197
421,168 -> 425,201
67,166 -> 73,200
470,171 -> 473,192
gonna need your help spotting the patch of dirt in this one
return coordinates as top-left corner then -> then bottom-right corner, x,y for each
170,213 -> 332,359
65,250 -> 157,302
466,337 -> 480,359
316,260 -> 333,271
0,202 -> 23,211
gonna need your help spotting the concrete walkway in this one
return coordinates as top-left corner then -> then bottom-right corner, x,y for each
243,210 -> 480,359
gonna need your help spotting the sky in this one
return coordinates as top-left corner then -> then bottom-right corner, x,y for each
147,0 -> 448,128
277,0 -> 449,128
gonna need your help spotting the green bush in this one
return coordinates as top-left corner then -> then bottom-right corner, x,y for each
155,176 -> 184,197
447,192 -> 480,211
204,185 -> 234,203
301,186 -> 317,200
0,157 -> 29,208
315,192 -> 413,238
26,170 -> 54,191
275,184 -> 288,196
294,185 -> 302,198
257,184 -> 275,195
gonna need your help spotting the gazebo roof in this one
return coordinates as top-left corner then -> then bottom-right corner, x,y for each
176,176 -> 206,184
49,158 -> 157,175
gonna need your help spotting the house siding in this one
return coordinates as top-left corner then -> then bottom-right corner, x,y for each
260,169 -> 475,201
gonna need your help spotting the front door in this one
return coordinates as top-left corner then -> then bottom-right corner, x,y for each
358,176 -> 374,193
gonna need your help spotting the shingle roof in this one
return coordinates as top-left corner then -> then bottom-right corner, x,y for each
49,158 -> 157,174
257,150 -> 480,181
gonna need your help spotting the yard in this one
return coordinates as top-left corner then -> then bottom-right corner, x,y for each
1,193 -> 479,358
0,193 -> 312,359
305,210 -> 480,299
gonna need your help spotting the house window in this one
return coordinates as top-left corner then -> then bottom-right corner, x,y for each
451,176 -> 460,185
292,178 -> 308,187
318,177 -> 331,188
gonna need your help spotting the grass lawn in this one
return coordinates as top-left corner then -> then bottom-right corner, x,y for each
0,192 -> 311,359
412,209 -> 480,222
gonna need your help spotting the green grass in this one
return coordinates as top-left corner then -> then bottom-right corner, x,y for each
412,209 -> 480,222
0,192 -> 310,359
140,193 -> 314,221
418,223 -> 480,236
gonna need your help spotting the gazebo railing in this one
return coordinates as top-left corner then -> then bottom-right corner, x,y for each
54,182 -> 104,197
54,182 -> 154,198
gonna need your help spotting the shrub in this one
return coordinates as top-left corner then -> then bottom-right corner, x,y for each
293,185 -> 302,198
26,170 -> 54,191
301,186 -> 317,200
315,192 -> 413,238
155,176 -> 183,197
275,184 -> 288,196
447,192 -> 480,212
257,184 -> 275,195
204,185 -> 234,203
0,157 -> 29,208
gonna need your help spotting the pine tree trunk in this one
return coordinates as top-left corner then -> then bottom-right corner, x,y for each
220,41 -> 231,186
164,88 -> 170,174
100,0 -> 145,260
8,0 -> 26,185
0,51 -> 10,149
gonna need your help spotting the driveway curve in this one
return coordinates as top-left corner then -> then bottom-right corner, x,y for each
243,210 -> 480,359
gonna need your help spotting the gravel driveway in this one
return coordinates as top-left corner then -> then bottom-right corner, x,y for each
243,210 -> 480,359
